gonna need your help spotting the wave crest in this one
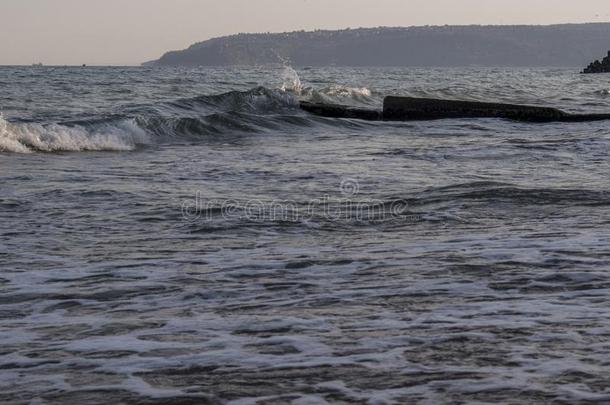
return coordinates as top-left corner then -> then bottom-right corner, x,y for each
165,86 -> 300,115
0,116 -> 149,153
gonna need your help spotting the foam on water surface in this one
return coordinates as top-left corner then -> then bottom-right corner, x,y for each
2,65 -> 610,403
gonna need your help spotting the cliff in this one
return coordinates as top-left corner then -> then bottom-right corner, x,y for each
146,23 -> 610,67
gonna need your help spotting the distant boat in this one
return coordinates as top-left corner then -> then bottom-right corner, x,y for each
32,63 -> 43,67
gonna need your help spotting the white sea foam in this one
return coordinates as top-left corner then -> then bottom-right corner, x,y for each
320,85 -> 372,98
280,66 -> 373,102
0,115 -> 149,153
300,85 -> 374,107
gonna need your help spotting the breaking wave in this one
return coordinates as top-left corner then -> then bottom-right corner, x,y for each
1,82 -> 377,153
0,115 -> 149,153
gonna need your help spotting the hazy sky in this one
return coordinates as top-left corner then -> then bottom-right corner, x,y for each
2,0 -> 610,65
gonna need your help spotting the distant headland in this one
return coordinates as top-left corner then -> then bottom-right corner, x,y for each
144,23 -> 610,68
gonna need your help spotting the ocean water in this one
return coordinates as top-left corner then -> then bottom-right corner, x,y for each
2,65 -> 610,404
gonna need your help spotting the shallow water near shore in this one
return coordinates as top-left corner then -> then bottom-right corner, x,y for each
2,66 -> 610,403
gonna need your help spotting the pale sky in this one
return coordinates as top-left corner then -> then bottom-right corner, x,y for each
1,0 -> 610,65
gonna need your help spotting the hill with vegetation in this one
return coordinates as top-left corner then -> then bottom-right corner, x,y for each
146,23 -> 610,67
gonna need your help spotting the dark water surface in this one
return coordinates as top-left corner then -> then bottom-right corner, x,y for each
2,66 -> 610,404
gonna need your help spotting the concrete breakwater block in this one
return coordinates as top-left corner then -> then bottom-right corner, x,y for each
300,97 -> 610,123
299,101 -> 382,121
383,96 -> 566,122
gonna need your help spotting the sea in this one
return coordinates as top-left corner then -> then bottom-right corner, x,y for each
2,65 -> 610,404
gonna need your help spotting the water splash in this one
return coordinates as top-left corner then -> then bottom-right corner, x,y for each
280,66 -> 303,94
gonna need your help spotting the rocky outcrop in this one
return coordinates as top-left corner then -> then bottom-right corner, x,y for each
583,51 -> 610,73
